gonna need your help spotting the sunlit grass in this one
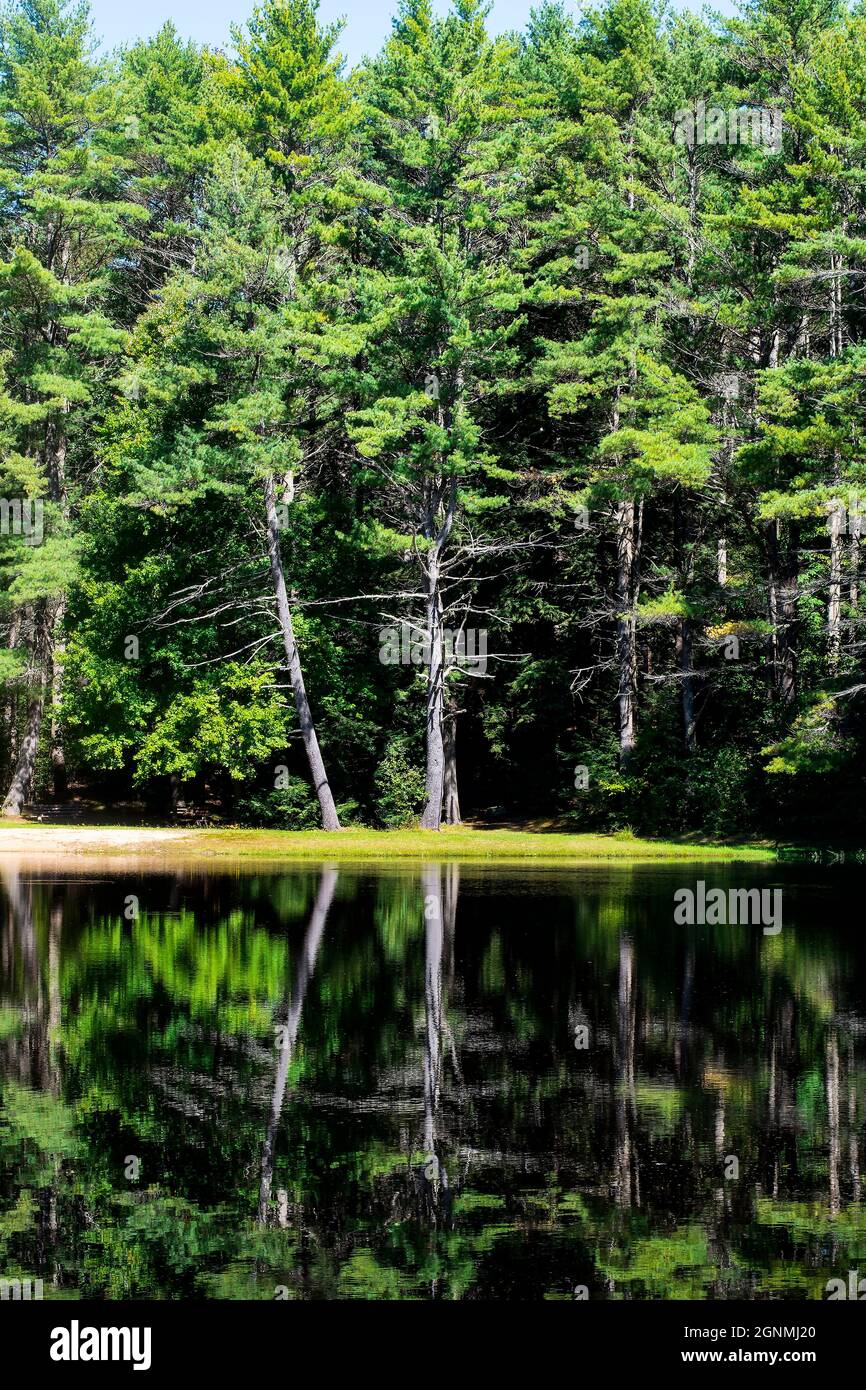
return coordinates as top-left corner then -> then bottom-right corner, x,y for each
0,823 -> 778,861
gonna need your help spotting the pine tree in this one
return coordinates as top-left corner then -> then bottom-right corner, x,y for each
0,0 -> 141,811
530,0 -> 716,765
335,0 -> 533,828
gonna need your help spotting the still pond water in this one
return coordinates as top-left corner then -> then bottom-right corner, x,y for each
1,858 -> 864,1300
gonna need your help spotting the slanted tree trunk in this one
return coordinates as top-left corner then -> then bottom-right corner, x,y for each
258,866 -> 338,1223
442,710 -> 460,824
2,691 -> 43,817
263,474 -> 340,831
615,499 -> 637,767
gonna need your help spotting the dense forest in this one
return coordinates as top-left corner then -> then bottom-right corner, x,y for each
1,0 -> 865,838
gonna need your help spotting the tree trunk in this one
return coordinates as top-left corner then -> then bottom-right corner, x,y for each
442,710 -> 460,824
848,1039 -> 859,1202
442,860 -> 459,990
422,864 -> 444,1155
421,864 -> 449,1226
829,248 -> 844,359
3,610 -> 21,780
263,474 -> 340,831
827,1032 -> 840,1217
779,546 -> 799,706
614,933 -> 638,1209
679,617 -> 696,752
686,145 -> 698,286
768,572 -> 779,677
767,522 -> 799,705
850,512 -> 861,608
615,500 -> 637,766
420,553 -> 446,829
2,405 -> 69,814
2,602 -> 51,817
2,692 -> 44,816
675,495 -> 696,751
48,899 -> 63,1090
49,599 -> 67,799
5,687 -> 18,780
258,866 -> 338,1223
828,503 -> 844,670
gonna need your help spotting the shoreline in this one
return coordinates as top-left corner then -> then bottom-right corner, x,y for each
0,825 -> 778,862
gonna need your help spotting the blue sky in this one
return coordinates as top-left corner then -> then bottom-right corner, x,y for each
87,0 -> 738,67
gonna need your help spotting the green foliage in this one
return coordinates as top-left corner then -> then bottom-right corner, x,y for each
0,0 -> 865,842
236,779 -> 322,829
763,695 -> 855,774
373,734 -> 427,827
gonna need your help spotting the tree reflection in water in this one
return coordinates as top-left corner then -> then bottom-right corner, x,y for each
0,860 -> 864,1299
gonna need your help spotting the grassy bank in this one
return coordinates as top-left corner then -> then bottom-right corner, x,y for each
0,824 -> 779,862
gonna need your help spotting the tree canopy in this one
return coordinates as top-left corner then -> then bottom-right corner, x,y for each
1,0 -> 865,839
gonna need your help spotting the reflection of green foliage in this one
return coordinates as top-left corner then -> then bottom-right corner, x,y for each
375,877 -> 420,962
756,1198 -> 866,1247
0,1190 -> 36,1247
0,1006 -> 21,1039
481,934 -> 505,990
1,1084 -> 79,1162
753,1200 -> 866,1298
1,863 -> 864,1301
63,908 -> 293,1047
598,1224 -> 712,1300
77,1194 -> 301,1299
339,1249 -> 415,1300
632,1083 -> 685,1132
455,1193 -> 507,1214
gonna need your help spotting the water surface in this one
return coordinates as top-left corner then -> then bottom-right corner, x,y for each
1,859 -> 864,1300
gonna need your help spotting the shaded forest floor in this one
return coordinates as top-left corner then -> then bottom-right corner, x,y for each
0,824 -> 778,861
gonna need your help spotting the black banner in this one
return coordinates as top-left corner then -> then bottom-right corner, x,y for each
2,1297 -> 861,1377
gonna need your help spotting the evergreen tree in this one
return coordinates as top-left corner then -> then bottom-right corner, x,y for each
0,0 -> 141,811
